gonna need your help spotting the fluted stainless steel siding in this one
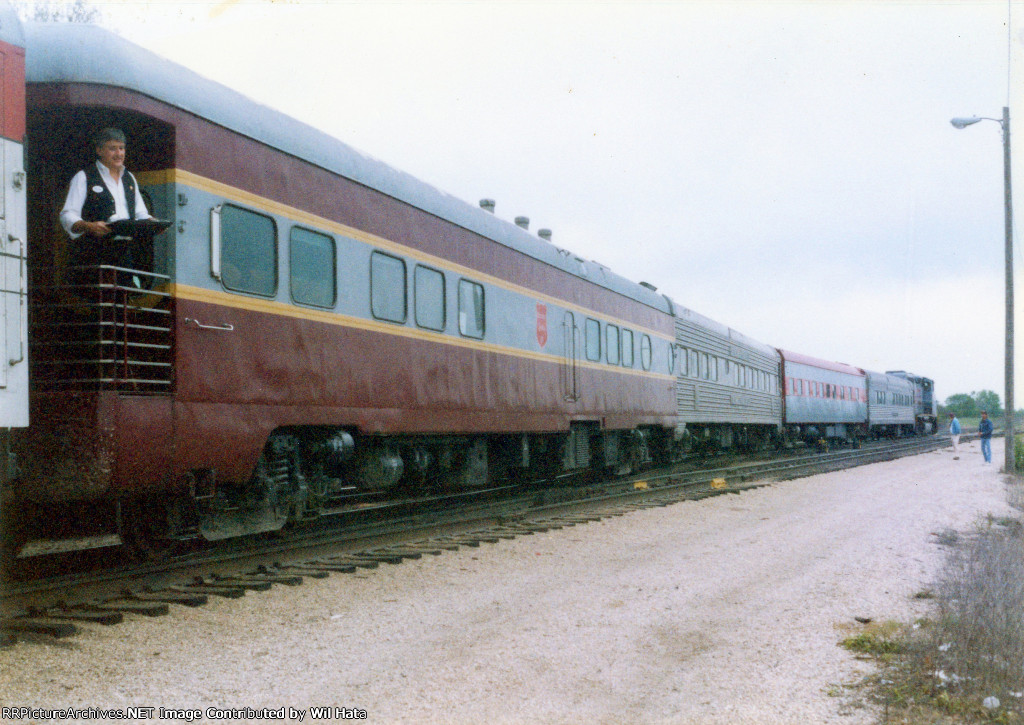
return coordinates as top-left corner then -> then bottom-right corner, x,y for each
674,309 -> 781,426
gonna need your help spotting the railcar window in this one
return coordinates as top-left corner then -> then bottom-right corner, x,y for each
710,357 -> 719,382
585,319 -> 601,361
678,346 -> 688,376
641,335 -> 652,370
623,329 -> 635,368
606,324 -> 620,365
688,349 -> 698,378
371,252 -> 407,323
221,205 -> 277,296
289,227 -> 336,308
458,279 -> 485,339
414,265 -> 446,331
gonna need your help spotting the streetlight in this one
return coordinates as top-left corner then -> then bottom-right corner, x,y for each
951,108 -> 1014,472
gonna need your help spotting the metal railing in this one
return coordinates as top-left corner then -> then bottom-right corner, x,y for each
30,266 -> 173,394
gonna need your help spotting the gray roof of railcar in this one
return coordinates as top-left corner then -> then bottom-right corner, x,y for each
674,304 -> 778,360
25,22 -> 673,315
864,369 -> 914,390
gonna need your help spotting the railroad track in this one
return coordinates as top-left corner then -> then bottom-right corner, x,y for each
0,434 -> 954,646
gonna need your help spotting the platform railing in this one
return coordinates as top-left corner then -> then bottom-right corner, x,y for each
29,265 -> 173,394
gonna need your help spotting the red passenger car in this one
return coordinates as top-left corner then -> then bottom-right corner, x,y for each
12,24 -> 678,554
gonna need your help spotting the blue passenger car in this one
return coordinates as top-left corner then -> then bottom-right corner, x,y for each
779,350 -> 867,445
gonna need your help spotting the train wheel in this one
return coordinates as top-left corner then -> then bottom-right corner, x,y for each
120,499 -> 178,562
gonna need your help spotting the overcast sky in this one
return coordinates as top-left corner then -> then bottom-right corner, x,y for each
91,0 -> 1023,408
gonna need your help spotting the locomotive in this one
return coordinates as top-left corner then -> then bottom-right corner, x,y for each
1,22 -> 935,559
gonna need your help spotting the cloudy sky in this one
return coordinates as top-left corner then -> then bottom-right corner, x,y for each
91,0 -> 1023,407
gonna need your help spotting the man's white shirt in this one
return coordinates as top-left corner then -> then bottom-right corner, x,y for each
60,161 -> 151,239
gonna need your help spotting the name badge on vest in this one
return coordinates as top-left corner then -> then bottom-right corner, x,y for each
92,185 -> 104,193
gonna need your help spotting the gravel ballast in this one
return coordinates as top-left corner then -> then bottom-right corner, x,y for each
0,438 -> 1014,724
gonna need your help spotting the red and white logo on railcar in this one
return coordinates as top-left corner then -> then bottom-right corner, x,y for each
536,303 -> 547,347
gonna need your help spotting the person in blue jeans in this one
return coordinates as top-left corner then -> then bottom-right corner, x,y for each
979,410 -> 994,464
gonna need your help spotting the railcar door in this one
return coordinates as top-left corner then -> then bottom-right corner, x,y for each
562,311 -> 579,402
0,33 -> 26,428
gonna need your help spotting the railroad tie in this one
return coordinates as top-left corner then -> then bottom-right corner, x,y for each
416,540 -> 463,551
262,564 -> 330,578
169,584 -> 246,599
430,536 -> 486,546
85,600 -> 170,617
380,546 -> 445,556
275,564 -> 342,576
129,590 -> 208,607
202,577 -> 272,592
320,557 -> 380,569
0,617 -> 79,638
44,607 -> 123,625
344,552 -> 410,564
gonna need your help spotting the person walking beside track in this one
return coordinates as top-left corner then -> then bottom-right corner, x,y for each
978,410 -> 994,464
949,413 -> 962,460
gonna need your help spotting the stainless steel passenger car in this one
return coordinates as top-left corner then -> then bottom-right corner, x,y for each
864,370 -> 916,437
674,306 -> 781,451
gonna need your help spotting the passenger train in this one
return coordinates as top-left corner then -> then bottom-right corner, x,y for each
0,18 -> 936,559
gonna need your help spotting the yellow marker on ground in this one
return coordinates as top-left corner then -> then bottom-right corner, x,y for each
633,481 -> 648,490
711,477 -> 728,489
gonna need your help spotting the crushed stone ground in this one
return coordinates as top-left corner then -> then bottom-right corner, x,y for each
0,437 -> 1012,724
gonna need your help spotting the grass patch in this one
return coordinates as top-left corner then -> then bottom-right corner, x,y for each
844,509 -> 1024,723
841,621 -> 904,658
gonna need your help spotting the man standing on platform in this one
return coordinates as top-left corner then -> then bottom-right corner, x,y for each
59,127 -> 152,268
979,410 -> 994,464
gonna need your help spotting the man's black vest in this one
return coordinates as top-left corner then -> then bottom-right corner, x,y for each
79,164 -> 138,223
